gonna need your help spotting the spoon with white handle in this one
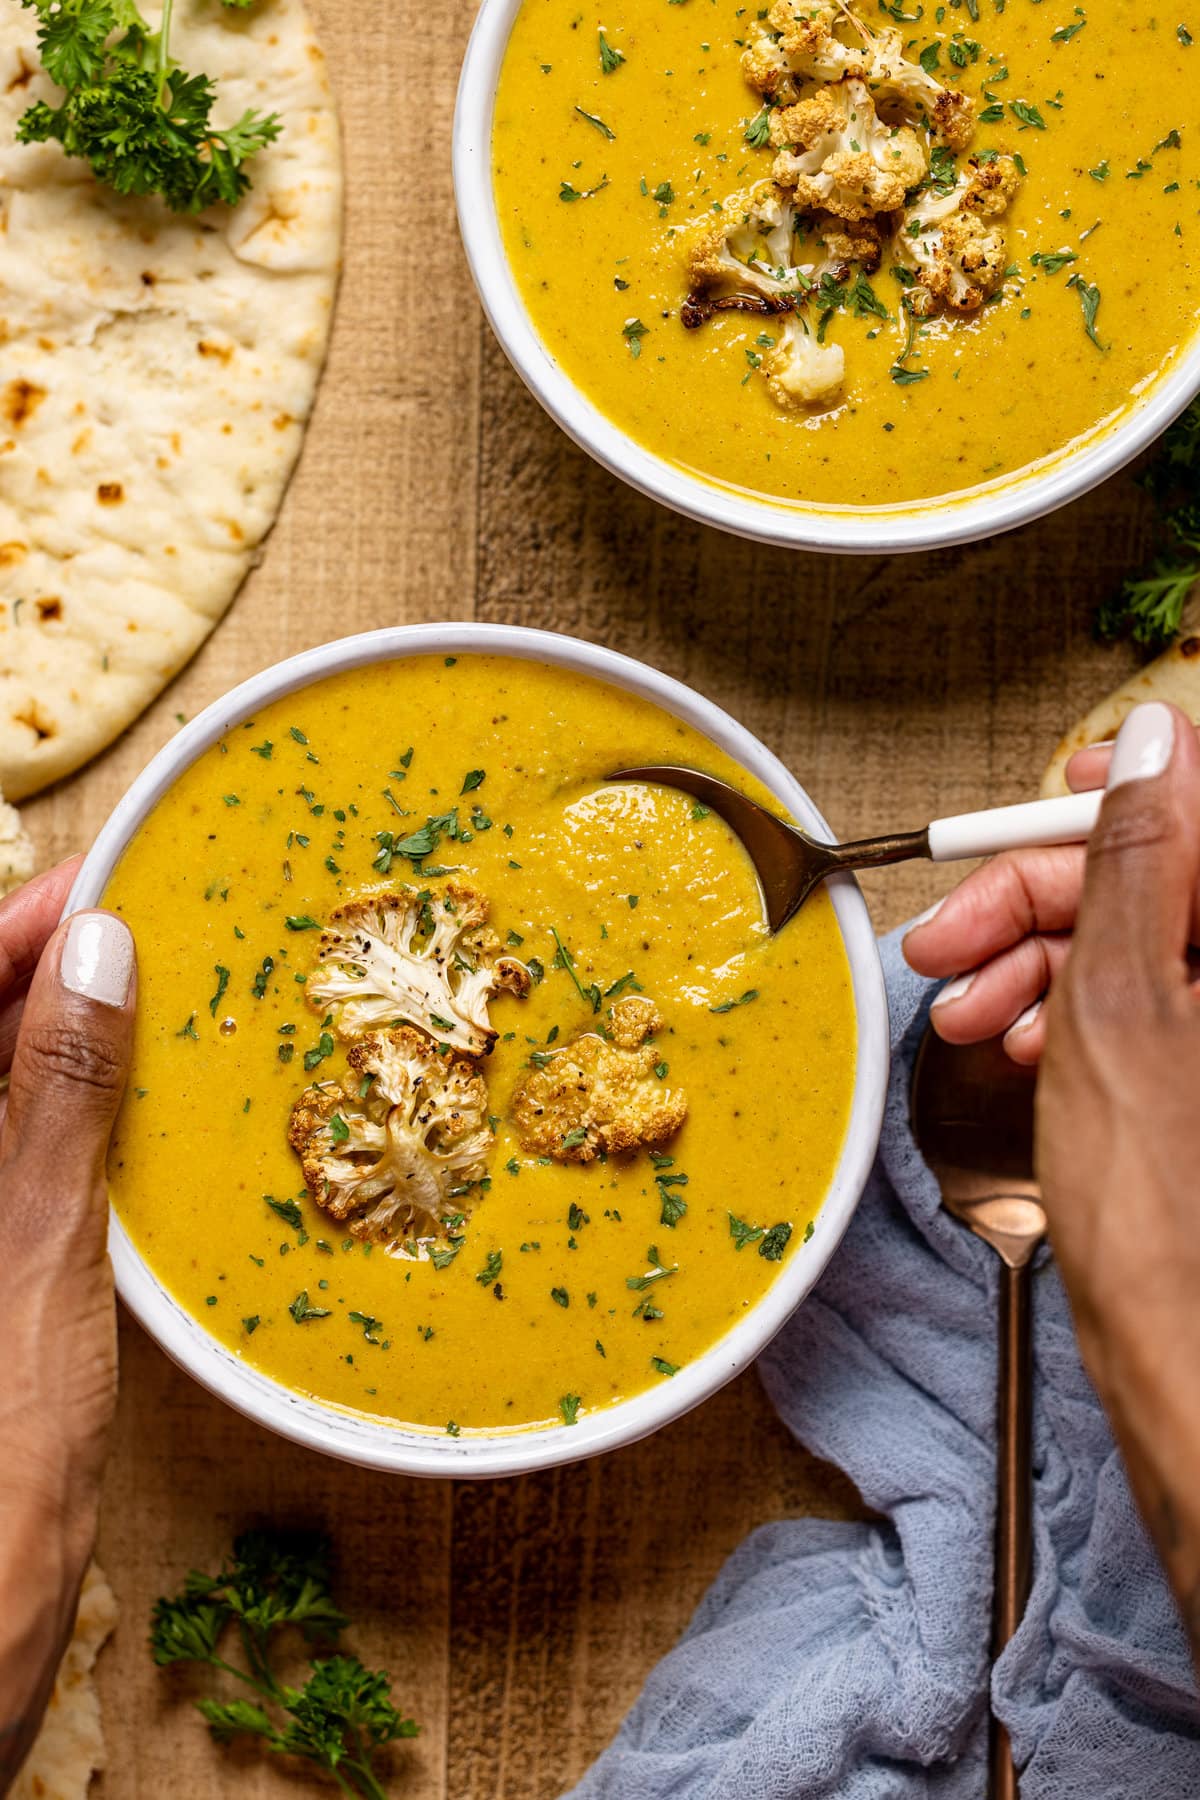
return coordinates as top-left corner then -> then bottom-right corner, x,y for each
608,765 -> 1101,932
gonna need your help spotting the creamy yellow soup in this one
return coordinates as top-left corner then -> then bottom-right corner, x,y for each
104,656 -> 856,1434
493,0 -> 1200,510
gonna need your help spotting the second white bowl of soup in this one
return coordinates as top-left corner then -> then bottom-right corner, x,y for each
455,0 -> 1200,551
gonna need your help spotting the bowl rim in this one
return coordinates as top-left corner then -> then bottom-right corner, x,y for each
67,622 -> 889,1478
453,0 -> 1200,555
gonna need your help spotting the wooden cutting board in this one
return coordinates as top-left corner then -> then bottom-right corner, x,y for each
20,2 -> 1150,1791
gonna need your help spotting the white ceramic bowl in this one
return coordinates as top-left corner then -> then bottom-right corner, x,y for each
453,2 -> 1200,555
67,624 -> 888,1477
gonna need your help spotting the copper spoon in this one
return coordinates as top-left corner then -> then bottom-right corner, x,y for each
911,1026 -> 1047,1800
608,765 -> 1102,931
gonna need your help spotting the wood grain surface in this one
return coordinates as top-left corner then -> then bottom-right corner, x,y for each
19,1 -> 1153,1792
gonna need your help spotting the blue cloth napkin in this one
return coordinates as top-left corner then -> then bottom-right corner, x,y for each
569,928 -> 1200,1799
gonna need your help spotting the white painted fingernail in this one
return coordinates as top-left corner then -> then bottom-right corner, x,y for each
931,970 -> 976,1009
905,897 -> 946,934
1108,702 -> 1175,789
1005,1000 -> 1042,1040
61,913 -> 134,1009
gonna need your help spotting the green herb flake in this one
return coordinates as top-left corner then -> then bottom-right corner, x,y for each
599,28 -> 625,72
208,965 -> 230,1017
709,989 -> 758,1014
288,1291 -> 331,1324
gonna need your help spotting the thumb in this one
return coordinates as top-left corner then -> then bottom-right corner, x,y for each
1068,701 -> 1200,1003
2,911 -> 136,1254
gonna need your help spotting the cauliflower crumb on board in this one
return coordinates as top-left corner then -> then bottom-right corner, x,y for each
0,782 -> 34,896
682,0 -> 1019,409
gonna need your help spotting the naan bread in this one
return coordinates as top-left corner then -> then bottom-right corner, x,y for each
0,779 -> 34,894
0,0 -> 342,800
13,1563 -> 118,1800
1041,592 -> 1200,795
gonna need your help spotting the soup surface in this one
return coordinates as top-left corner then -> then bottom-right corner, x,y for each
104,655 -> 857,1434
492,0 -> 1200,510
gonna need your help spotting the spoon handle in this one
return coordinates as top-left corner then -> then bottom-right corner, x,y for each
929,790 -> 1101,863
990,1258 -> 1035,1800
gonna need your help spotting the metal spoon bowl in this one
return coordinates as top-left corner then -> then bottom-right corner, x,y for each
608,764 -> 1104,931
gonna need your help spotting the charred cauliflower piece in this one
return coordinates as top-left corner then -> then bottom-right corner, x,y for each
685,180 -> 881,299
512,996 -> 688,1164
686,179 -> 810,296
745,5 -> 973,146
862,25 -> 975,151
306,883 -> 529,1057
751,1 -> 866,88
288,1026 -> 492,1253
896,155 -> 1021,314
769,79 -> 927,220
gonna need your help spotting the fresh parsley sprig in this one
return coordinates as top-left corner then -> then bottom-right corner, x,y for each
151,1530 -> 418,1798
1096,398 -> 1200,649
17,0 -> 281,212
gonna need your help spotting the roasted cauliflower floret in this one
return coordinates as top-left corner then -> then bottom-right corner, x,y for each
895,155 -> 1021,314
769,79 -> 927,219
740,31 -> 800,103
745,6 -> 973,147
288,1026 -> 492,1253
764,313 -> 845,406
305,882 -> 529,1057
685,181 -> 881,300
862,25 -> 975,150
686,180 -> 808,296
761,0 -> 867,82
511,997 -> 688,1164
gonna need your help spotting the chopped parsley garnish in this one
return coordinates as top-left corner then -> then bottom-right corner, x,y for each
575,105 -> 615,140
626,1246 -> 677,1291
744,105 -> 771,148
550,927 -> 602,1012
284,915 -> 320,932
709,989 -> 758,1014
656,1171 -> 689,1228
598,29 -> 625,72
550,1286 -> 570,1308
1066,272 -> 1106,349
728,1213 -> 795,1261
559,1393 -> 582,1425
266,1195 -> 303,1230
622,316 -> 650,358
208,965 -> 230,1017
1009,99 -> 1047,130
476,1250 -> 503,1288
650,1357 -> 679,1377
348,1312 -> 383,1344
288,1291 -> 331,1323
1051,9 -> 1087,41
